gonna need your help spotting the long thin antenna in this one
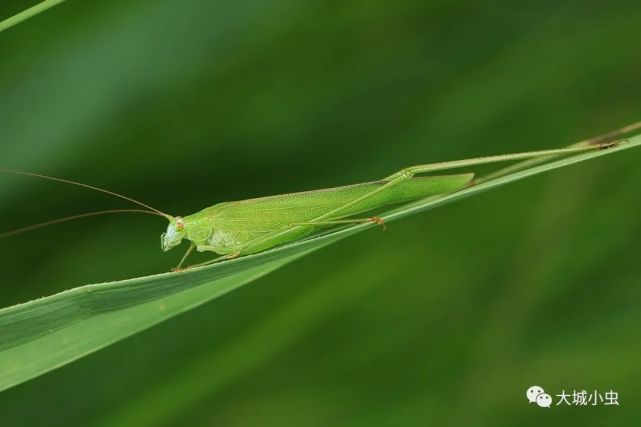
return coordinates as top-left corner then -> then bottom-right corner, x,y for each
0,209 -> 166,239
0,167 -> 170,217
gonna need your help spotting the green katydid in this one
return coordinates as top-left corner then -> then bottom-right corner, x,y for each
1,121 -> 639,271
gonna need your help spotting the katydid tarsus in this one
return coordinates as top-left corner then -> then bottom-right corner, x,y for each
1,121 -> 639,271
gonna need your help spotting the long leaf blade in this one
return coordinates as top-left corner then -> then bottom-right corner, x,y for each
0,135 -> 639,392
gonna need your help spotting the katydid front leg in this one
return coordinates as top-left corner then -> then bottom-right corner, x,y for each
179,250 -> 241,270
173,242 -> 196,271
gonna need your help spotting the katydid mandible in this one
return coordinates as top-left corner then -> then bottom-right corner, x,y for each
1,123 -> 638,271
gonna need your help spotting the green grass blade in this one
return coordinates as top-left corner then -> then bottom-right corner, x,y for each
0,0 -> 67,33
0,135 -> 639,392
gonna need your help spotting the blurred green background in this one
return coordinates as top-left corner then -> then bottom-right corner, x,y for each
1,0 -> 640,425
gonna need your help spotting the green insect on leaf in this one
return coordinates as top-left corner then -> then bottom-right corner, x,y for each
2,121 -> 640,271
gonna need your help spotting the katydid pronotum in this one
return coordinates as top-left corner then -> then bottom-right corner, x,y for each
1,121 -> 639,271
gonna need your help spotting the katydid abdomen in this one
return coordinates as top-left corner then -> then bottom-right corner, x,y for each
181,173 -> 473,255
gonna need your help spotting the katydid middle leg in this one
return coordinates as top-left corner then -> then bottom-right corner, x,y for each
290,216 -> 386,229
222,215 -> 387,258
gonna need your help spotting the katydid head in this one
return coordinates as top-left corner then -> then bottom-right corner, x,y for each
161,216 -> 187,252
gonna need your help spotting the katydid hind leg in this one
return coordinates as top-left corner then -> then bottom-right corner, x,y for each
383,144 -> 607,181
299,149 -> 575,228
312,145 -> 606,229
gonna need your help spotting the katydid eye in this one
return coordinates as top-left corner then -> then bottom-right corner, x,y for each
174,217 -> 185,231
